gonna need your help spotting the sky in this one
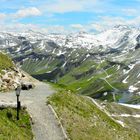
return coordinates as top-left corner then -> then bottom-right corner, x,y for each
0,0 -> 140,33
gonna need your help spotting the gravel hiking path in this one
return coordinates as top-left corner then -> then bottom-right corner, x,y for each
0,82 -> 65,140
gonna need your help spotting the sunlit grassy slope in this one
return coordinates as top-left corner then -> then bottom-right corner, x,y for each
0,52 -> 14,73
48,90 -> 140,140
0,108 -> 33,140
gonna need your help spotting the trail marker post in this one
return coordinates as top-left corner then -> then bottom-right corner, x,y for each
15,85 -> 21,120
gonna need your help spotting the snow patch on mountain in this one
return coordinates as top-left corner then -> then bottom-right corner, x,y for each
129,85 -> 138,93
119,103 -> 140,109
0,25 -> 139,53
122,76 -> 129,84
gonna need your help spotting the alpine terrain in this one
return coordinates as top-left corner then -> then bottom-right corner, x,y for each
0,25 -> 140,140
0,25 -> 140,103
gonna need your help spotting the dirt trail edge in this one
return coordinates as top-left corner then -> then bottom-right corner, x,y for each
0,82 -> 66,140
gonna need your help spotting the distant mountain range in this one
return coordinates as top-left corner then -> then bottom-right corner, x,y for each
0,25 -> 140,103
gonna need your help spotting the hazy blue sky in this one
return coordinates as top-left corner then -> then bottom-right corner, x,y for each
0,0 -> 140,33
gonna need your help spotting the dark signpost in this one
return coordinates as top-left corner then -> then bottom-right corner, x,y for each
15,85 -> 21,120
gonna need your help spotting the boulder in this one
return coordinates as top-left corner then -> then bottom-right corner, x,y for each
21,83 -> 33,90
0,67 -> 34,91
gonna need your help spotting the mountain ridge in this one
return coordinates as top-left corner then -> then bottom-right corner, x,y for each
0,25 -> 140,103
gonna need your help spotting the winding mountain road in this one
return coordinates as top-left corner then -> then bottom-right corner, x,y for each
0,82 -> 65,140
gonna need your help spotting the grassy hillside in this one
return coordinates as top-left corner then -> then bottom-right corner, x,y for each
20,48 -> 140,103
44,59 -> 128,102
0,108 -> 33,140
98,101 -> 140,133
0,52 -> 14,73
47,90 -> 140,140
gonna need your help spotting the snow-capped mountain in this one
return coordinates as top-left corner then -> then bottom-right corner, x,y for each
45,25 -> 140,51
0,25 -> 139,52
0,25 -> 140,103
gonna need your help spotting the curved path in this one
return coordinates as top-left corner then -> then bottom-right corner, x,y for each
0,82 -> 65,140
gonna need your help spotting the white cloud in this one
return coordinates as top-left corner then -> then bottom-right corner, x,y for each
90,24 -> 105,32
89,16 -> 140,32
13,7 -> 42,19
127,16 -> 140,26
0,13 -> 6,21
71,24 -> 84,29
100,16 -> 126,26
122,8 -> 138,16
46,25 -> 66,33
4,16 -> 139,33
100,16 -> 140,27
0,7 -> 42,23
0,22 -> 69,34
0,23 -> 46,33
41,0 -> 103,13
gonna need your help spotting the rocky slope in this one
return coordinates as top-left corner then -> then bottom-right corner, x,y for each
0,25 -> 140,103
0,52 -> 32,91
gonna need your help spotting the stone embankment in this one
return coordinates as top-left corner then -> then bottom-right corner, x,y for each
0,68 -> 34,91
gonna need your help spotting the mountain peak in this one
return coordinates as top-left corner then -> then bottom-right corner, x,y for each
113,25 -> 131,30
113,25 -> 139,31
